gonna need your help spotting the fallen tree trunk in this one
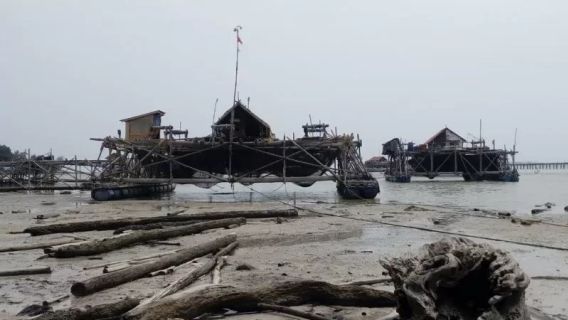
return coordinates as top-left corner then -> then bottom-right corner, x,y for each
45,218 -> 245,258
0,266 -> 51,276
125,241 -> 238,318
113,220 -> 202,234
71,234 -> 236,296
24,209 -> 297,236
132,279 -> 396,320
34,297 -> 139,320
0,238 -> 81,253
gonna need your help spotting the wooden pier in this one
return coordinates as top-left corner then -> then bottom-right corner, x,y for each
516,162 -> 568,170
0,158 -> 105,191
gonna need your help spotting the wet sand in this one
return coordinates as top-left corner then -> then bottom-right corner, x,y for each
1,190 -> 567,319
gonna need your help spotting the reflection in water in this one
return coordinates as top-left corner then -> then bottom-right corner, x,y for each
168,172 -> 568,215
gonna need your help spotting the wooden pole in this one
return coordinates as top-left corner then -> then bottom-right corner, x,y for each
0,266 -> 51,277
0,238 -> 82,253
24,209 -> 297,236
45,218 -> 245,258
71,234 -> 237,296
125,242 -> 238,318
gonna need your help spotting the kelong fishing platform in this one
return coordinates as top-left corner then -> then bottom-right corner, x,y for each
90,102 -> 379,200
382,127 -> 519,183
89,27 -> 378,201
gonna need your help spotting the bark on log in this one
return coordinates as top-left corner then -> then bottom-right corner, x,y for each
71,234 -> 237,296
33,297 -> 139,320
381,237 -> 531,320
125,242 -> 238,318
24,209 -> 297,236
132,279 -> 396,320
113,221 -> 202,234
45,218 -> 245,258
258,303 -> 330,320
83,249 -> 181,270
0,266 -> 51,276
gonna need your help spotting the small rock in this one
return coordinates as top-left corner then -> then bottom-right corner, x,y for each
59,191 -> 72,195
564,206 -> 568,212
11,210 -> 26,214
281,273 -> 288,276
531,209 -> 546,215
497,211 -> 511,217
41,202 -> 55,206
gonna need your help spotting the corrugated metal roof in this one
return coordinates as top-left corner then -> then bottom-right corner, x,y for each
120,110 -> 165,122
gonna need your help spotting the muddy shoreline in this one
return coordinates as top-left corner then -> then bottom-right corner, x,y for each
0,191 -> 567,319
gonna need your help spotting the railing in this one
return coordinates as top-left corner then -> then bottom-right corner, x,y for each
516,162 -> 568,170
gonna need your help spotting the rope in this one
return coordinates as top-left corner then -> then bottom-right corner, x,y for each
235,184 -> 568,252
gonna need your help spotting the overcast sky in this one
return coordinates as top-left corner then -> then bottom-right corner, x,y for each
1,1 -> 567,161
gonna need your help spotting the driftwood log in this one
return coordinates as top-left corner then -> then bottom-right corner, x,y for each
33,297 -> 139,320
71,234 -> 236,296
0,238 -> 82,253
24,209 -> 297,235
381,237 -> 530,320
132,279 -> 396,320
113,220 -> 202,234
45,218 -> 244,257
0,266 -> 51,276
125,241 -> 238,318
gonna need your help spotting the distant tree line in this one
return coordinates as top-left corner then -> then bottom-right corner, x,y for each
0,144 -> 63,161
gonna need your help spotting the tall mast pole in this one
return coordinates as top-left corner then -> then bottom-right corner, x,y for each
233,26 -> 242,104
229,26 -> 242,181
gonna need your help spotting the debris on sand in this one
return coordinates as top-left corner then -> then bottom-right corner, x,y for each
235,263 -> 255,271
17,301 -> 51,317
381,237 -> 530,320
403,205 -> 430,212
532,208 -> 547,215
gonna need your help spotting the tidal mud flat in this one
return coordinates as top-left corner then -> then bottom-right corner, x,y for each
0,191 -> 567,319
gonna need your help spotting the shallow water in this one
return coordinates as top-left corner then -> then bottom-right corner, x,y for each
168,170 -> 568,215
